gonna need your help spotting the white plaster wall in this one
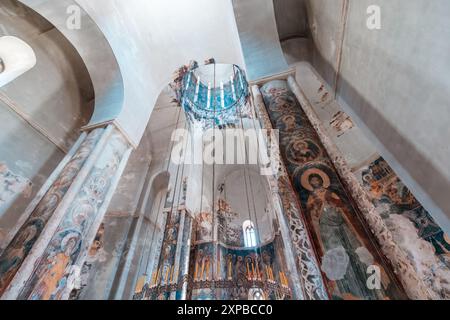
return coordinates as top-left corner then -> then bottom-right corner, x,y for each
273,0 -> 308,40
232,0 -> 290,81
305,0 -> 450,233
0,0 -> 94,151
0,104 -> 63,252
0,1 -> 94,250
221,168 -> 275,244
74,0 -> 245,147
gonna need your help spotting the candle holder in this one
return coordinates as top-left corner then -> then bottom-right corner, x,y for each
180,63 -> 250,129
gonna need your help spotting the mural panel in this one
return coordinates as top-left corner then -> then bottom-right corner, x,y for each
0,128 -> 103,296
357,157 -> 450,298
261,80 -> 406,300
134,195 -> 291,301
15,129 -> 129,300
187,239 -> 291,301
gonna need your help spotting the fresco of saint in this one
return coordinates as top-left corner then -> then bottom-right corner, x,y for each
195,211 -> 213,243
301,168 -> 389,300
30,231 -> 81,300
0,220 -> 41,294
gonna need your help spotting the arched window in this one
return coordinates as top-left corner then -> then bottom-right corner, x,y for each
248,288 -> 265,300
243,220 -> 257,247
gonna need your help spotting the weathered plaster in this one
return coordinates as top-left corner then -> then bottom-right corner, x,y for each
18,0 -> 124,130
232,0 -> 289,81
305,0 -> 450,233
73,0 -> 245,146
288,76 -> 434,299
1,0 -> 94,151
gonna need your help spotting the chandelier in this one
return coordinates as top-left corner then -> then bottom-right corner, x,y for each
180,63 -> 249,128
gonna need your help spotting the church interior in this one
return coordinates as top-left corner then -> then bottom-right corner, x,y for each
0,0 -> 449,301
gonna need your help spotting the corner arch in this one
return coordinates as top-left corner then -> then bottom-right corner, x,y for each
18,0 -> 125,132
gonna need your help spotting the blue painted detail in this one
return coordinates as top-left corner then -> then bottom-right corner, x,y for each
181,64 -> 249,128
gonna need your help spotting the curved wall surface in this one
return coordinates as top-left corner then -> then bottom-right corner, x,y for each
74,0 -> 245,146
18,0 -> 125,131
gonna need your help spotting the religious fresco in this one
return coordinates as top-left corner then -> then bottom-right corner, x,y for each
260,80 -> 407,300
357,157 -> 450,298
132,175 -> 192,301
194,211 -> 213,243
133,193 -> 291,301
68,223 -> 106,300
13,129 -> 129,300
153,206 -> 182,300
253,91 -> 329,300
186,195 -> 291,300
134,209 -> 191,301
0,128 -> 104,296
187,239 -> 291,301
217,199 -> 243,247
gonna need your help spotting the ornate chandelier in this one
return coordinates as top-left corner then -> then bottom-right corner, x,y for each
180,62 -> 250,128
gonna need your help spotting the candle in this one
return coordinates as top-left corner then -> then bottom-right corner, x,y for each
194,76 -> 200,103
217,260 -> 221,280
135,275 -> 146,293
165,267 -> 170,284
170,265 -> 175,283
207,83 -> 211,109
246,262 -> 250,280
194,261 -> 199,281
156,268 -> 161,285
251,262 -> 256,280
228,260 -> 232,280
185,72 -> 191,90
230,75 -> 236,100
201,259 -> 205,281
220,82 -> 225,109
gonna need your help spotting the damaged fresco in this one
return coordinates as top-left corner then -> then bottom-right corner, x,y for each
0,129 -> 103,296
0,162 -> 32,215
357,157 -> 450,298
187,239 -> 291,300
261,80 -> 407,300
133,185 -> 292,300
12,129 -> 129,300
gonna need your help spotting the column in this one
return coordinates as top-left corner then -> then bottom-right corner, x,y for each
287,76 -> 434,300
0,125 -> 131,300
259,79 -> 410,300
251,85 -> 329,300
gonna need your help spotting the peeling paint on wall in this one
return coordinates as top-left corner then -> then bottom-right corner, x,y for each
261,80 -> 406,300
357,157 -> 450,299
330,111 -> 354,137
0,162 -> 32,215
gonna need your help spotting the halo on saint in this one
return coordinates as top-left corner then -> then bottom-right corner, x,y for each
300,168 -> 330,191
444,233 -> 450,246
60,231 -> 81,254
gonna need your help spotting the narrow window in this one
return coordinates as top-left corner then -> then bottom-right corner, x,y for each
243,220 -> 257,247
